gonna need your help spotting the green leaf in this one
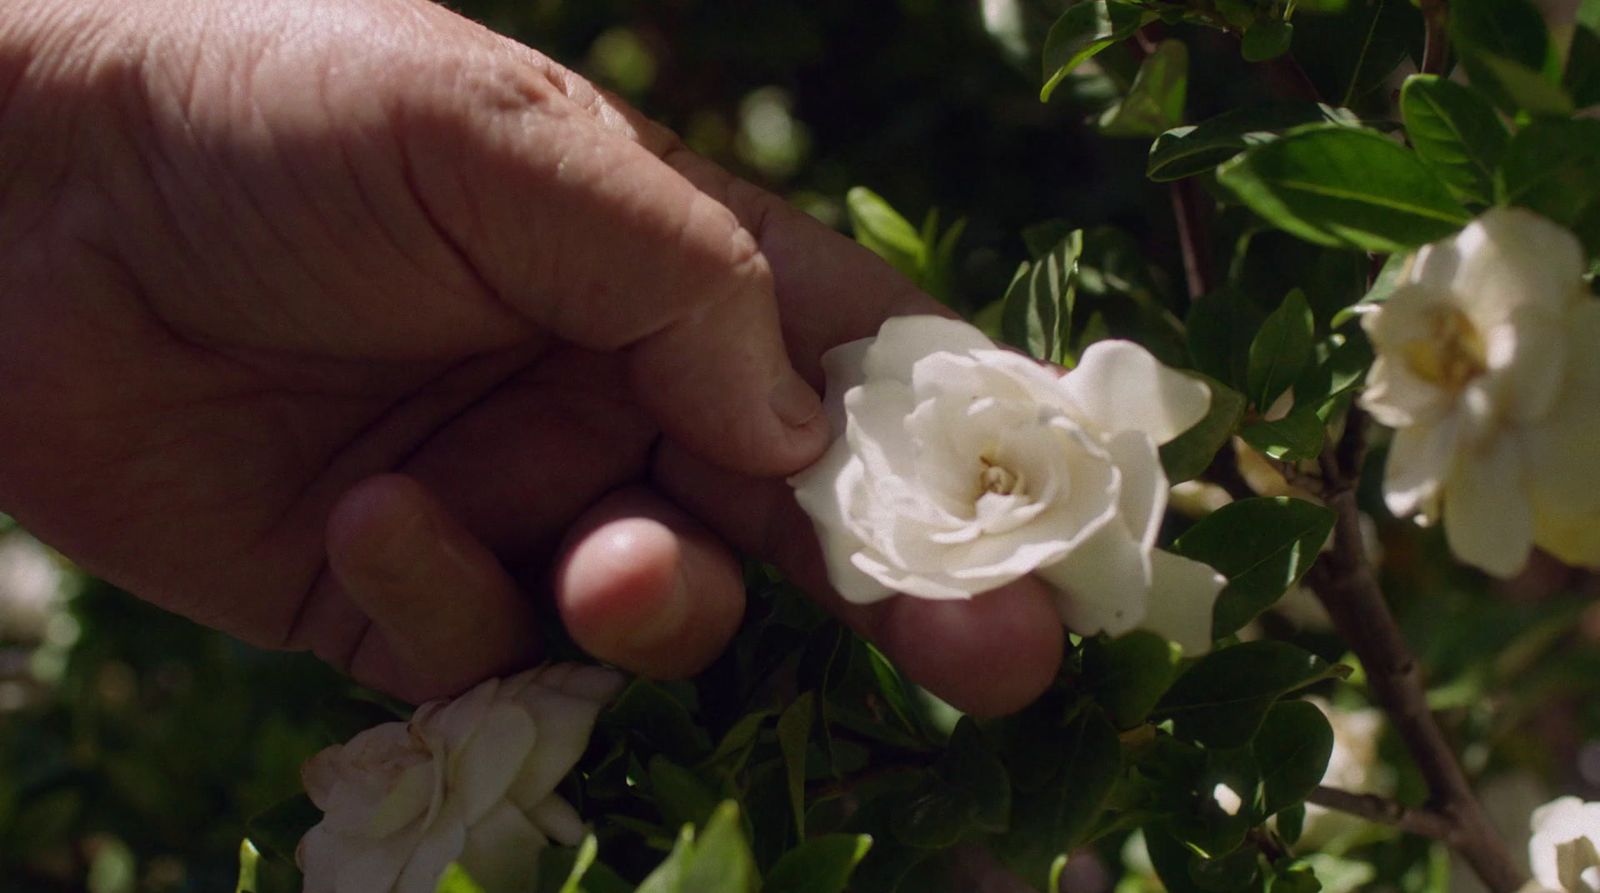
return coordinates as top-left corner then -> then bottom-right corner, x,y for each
1400,75 -> 1509,206
434,865 -> 486,893
1218,125 -> 1469,253
1160,375 -> 1246,484
1190,844 -> 1264,892
1276,803 -> 1308,847
892,720 -> 1010,848
1001,231 -> 1080,364
997,705 -> 1122,887
1247,290 -> 1315,411
1144,827 -> 1212,893
637,803 -> 759,893
649,757 -> 719,832
236,840 -> 261,893
1173,496 -> 1335,635
777,692 -> 815,839
847,187 -> 924,280
1567,23 -> 1600,108
764,835 -> 873,893
1451,0 -> 1563,114
1099,39 -> 1189,138
246,793 -> 320,866
607,680 -> 712,764
1254,700 -> 1335,815
1083,632 -> 1182,729
1148,103 -> 1356,182
1040,0 -> 1148,102
1291,0 -> 1420,105
1500,119 -> 1600,253
1241,20 -> 1294,62
1155,641 -> 1341,748
1239,405 -> 1326,462
1186,287 -> 1263,390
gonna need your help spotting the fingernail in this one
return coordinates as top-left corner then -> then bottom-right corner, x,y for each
770,370 -> 824,428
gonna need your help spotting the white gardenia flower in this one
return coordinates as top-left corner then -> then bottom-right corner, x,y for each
297,664 -> 625,893
1297,697 -> 1389,849
1361,208 -> 1600,578
1518,797 -> 1600,893
789,315 -> 1226,653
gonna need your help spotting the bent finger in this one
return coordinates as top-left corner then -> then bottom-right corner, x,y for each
325,473 -> 540,702
554,486 -> 745,679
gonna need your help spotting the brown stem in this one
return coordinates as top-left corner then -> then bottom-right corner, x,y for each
1304,412 -> 1526,892
1420,0 -> 1451,77
1170,178 -> 1215,302
1307,786 -> 1457,841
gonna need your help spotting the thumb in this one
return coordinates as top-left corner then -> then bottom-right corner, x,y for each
400,56 -> 828,475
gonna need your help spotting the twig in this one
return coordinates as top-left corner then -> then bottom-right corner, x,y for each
1303,411 -> 1526,893
1307,786 -> 1457,841
1171,178 -> 1215,302
1420,0 -> 1451,77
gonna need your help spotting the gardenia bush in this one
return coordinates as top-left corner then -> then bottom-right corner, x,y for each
230,1 -> 1600,892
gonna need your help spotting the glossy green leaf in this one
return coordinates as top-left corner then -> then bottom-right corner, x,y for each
1291,0 -> 1420,105
1254,700 -> 1335,815
1148,103 -> 1356,182
1001,231 -> 1080,364
649,757 -> 719,832
1172,496 -> 1335,635
777,692 -> 815,838
1218,126 -> 1469,252
1040,0 -> 1148,102
1501,119 -> 1600,253
1240,405 -> 1326,462
764,835 -> 873,893
1247,290 -> 1315,411
1155,641 -> 1341,747
1400,75 -> 1509,206
637,803 -> 759,893
999,705 -> 1122,885
1241,20 -> 1294,62
1083,631 -> 1183,729
1186,287 -> 1263,389
1099,39 -> 1189,137
1451,0 -> 1563,113
1160,375 -> 1246,484
608,680 -> 713,764
847,187 -> 924,280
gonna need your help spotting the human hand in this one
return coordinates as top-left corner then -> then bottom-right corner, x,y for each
0,0 -> 1062,714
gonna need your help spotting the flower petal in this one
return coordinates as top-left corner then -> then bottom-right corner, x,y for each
1103,431 -> 1167,550
1062,341 -> 1211,444
791,445 -> 896,604
504,667 -> 620,809
863,315 -> 996,383
448,704 -> 538,825
390,821 -> 467,893
1442,437 -> 1533,578
457,801 -> 547,893
527,794 -> 588,846
296,824 -> 340,893
1037,518 -> 1152,638
1139,550 -> 1225,655
1382,420 -> 1457,519
1415,207 -> 1586,323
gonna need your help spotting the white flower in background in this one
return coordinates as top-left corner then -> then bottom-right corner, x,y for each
297,664 -> 625,893
789,315 -> 1226,653
1298,697 -> 1389,849
1519,797 -> 1600,893
0,531 -> 73,643
1360,208 -> 1600,578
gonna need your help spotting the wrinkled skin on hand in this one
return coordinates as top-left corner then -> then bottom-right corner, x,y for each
0,0 -> 1062,714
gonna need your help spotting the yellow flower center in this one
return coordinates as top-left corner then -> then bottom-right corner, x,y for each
979,455 -> 1023,497
1401,307 -> 1488,391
